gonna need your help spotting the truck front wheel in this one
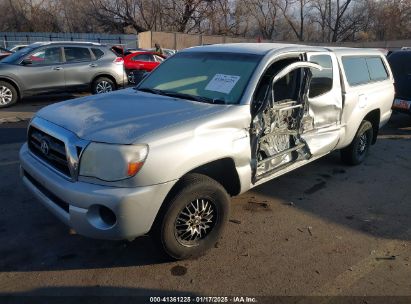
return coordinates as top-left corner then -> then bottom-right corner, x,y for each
341,120 -> 373,165
153,173 -> 230,260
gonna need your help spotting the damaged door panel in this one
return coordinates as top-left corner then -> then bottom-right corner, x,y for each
299,52 -> 343,156
251,61 -> 322,183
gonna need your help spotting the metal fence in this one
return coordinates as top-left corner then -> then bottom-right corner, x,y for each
1,32 -> 137,49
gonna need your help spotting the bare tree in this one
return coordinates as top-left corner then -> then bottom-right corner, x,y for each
367,0 -> 411,41
247,0 -> 279,40
1,0 -> 411,44
277,0 -> 313,41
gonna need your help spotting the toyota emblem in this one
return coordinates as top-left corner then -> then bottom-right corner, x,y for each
40,139 -> 50,155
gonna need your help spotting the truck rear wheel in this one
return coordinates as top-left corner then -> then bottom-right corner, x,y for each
341,120 -> 373,165
153,173 -> 230,260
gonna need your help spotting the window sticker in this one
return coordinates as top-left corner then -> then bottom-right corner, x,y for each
205,74 -> 241,94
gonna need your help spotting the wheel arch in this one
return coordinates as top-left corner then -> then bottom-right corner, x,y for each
91,74 -> 118,89
187,158 -> 241,197
0,77 -> 21,99
363,109 -> 380,145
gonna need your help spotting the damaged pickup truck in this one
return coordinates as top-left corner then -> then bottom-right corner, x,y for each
20,43 -> 394,259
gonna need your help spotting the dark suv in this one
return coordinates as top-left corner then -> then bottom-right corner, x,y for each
0,42 -> 126,108
387,50 -> 411,114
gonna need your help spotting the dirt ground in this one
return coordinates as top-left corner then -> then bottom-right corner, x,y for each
0,105 -> 410,301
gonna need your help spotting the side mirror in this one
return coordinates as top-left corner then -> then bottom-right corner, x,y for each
21,58 -> 32,65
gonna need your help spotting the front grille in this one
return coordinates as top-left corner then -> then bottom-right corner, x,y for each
23,170 -> 70,213
28,126 -> 71,177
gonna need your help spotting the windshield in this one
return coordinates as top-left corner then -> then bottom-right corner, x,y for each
1,47 -> 34,63
137,52 -> 262,105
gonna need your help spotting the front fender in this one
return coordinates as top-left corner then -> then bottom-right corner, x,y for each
132,105 -> 253,191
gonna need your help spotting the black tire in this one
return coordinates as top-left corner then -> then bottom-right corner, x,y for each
91,77 -> 116,95
0,81 -> 18,108
341,120 -> 373,165
153,173 -> 230,260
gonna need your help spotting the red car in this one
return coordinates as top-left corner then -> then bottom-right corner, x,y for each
0,47 -> 12,60
124,51 -> 166,84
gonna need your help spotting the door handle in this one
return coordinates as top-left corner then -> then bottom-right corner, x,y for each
89,63 -> 98,67
53,67 -> 63,71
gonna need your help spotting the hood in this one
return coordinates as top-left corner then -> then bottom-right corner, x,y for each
36,88 -> 227,144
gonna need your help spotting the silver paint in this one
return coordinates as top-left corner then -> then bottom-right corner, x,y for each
20,43 -> 395,240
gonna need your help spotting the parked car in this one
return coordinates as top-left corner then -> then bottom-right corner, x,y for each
387,50 -> 411,114
111,45 -> 147,57
20,43 -> 394,259
0,41 -> 126,108
0,47 -> 12,60
9,44 -> 28,52
149,48 -> 177,57
124,51 -> 165,84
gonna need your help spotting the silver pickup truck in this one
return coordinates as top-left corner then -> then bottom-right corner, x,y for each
20,43 -> 394,259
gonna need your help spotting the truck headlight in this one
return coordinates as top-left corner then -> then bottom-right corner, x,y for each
79,143 -> 148,181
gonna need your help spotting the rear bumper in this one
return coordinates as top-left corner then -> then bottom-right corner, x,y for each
392,98 -> 411,114
19,143 -> 175,240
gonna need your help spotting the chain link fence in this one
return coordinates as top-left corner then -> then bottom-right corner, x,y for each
1,32 -> 137,50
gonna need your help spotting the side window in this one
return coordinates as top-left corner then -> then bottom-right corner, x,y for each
132,54 -> 151,62
27,47 -> 62,65
309,55 -> 333,98
273,70 -> 300,103
64,47 -> 92,63
342,57 -> 370,86
91,48 -> 105,60
253,58 -> 300,106
366,57 -> 388,81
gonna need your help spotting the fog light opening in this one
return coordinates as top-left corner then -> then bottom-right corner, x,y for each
87,205 -> 117,230
99,205 -> 117,227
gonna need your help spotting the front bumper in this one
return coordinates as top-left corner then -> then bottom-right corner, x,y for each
19,143 -> 175,240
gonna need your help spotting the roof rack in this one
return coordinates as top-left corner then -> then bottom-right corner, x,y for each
30,41 -> 104,46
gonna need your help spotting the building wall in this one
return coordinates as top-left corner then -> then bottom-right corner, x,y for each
138,31 -> 411,51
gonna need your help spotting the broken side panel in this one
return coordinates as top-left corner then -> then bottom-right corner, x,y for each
251,62 -> 321,183
254,100 -> 310,180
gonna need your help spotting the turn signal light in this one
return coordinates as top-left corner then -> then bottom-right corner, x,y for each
127,162 -> 144,177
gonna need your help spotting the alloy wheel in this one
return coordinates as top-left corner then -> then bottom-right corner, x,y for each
96,81 -> 113,94
0,86 -> 13,105
174,198 -> 217,246
357,132 -> 368,155
128,72 -> 135,84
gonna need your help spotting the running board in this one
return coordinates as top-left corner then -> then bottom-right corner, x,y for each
253,152 -> 329,187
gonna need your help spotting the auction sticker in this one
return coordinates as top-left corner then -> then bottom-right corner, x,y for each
205,74 -> 240,94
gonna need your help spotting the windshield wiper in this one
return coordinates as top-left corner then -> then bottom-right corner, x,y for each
136,88 -> 226,104
135,87 -> 167,95
160,91 -> 226,105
